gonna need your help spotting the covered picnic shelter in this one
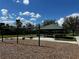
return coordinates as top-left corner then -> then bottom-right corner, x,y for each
40,24 -> 64,37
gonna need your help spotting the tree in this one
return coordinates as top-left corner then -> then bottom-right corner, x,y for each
62,16 -> 79,36
26,23 -> 34,34
16,19 -> 22,28
42,20 -> 56,26
5,24 -> 9,29
22,26 -> 26,40
16,19 -> 22,34
16,19 -> 22,44
0,23 -> 5,42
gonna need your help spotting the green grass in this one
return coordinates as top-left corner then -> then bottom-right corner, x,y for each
66,32 -> 78,36
55,38 -> 76,41
0,34 -> 37,38
0,35 -> 17,38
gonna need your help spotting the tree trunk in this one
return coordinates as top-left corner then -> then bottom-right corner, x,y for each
17,34 -> 18,44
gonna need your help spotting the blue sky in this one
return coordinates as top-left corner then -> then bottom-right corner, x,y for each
0,0 -> 79,25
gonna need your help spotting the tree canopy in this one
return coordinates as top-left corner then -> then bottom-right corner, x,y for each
42,20 -> 56,26
62,16 -> 79,35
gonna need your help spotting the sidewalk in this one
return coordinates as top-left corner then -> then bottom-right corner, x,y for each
32,37 -> 77,44
0,37 -> 77,44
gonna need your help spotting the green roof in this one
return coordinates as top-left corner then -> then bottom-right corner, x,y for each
40,24 -> 63,30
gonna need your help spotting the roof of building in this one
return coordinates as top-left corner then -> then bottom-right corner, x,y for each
40,24 -> 63,30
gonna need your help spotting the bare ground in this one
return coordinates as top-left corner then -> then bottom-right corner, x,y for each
0,39 -> 79,59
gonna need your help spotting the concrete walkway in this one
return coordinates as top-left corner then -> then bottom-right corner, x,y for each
0,37 -> 77,44
32,37 -> 77,44
75,36 -> 79,45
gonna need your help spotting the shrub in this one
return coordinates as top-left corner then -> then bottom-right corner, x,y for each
55,34 -> 76,41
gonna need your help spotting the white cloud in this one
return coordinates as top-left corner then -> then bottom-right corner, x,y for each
57,13 -> 79,26
16,16 -> 21,20
36,13 -> 41,18
0,18 -> 15,25
16,0 -> 20,3
23,0 -> 29,5
0,9 -> 13,21
16,16 -> 34,25
16,0 -> 29,5
19,11 -> 30,16
12,13 -> 16,16
1,21 -> 15,25
0,15 -> 13,21
22,19 -> 35,26
9,15 -> 14,19
1,9 -> 8,16
19,11 -> 41,19
19,11 -> 41,22
0,9 -> 41,26
42,20 -> 44,23
30,13 -> 41,18
0,16 -> 9,21
0,9 -> 15,25
30,18 -> 36,21
57,18 -> 64,26
30,12 -> 35,17
31,13 -> 41,18
66,13 -> 79,17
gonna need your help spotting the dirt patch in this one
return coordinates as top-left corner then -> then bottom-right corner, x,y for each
0,39 -> 79,59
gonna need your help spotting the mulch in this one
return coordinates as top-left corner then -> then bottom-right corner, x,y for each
0,39 -> 79,59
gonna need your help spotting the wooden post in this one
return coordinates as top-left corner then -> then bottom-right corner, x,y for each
38,24 -> 40,46
1,29 -> 3,42
17,34 -> 18,44
2,34 -> 3,42
75,19 -> 77,35
17,27 -> 19,44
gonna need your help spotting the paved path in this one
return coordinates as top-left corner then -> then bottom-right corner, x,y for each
32,37 -> 77,44
0,37 -> 77,44
75,36 -> 79,45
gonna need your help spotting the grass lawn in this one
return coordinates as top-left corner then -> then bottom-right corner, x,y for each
0,35 -> 37,38
55,38 -> 76,41
0,35 -> 17,38
0,39 -> 79,59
